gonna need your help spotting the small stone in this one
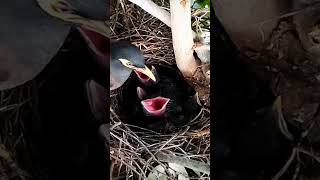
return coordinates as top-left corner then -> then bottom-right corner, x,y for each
315,74 -> 320,81
270,67 -> 279,72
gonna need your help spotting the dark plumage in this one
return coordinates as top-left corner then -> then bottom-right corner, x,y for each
35,29 -> 107,180
0,0 -> 69,90
110,41 -> 144,90
1,1 -> 109,179
77,29 -> 156,91
118,64 -> 200,133
0,0 -> 107,91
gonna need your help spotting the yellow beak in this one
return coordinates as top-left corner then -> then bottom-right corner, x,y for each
119,58 -> 156,82
134,65 -> 157,82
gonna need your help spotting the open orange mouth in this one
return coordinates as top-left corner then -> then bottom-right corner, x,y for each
135,70 -> 150,81
134,65 -> 158,85
141,96 -> 170,116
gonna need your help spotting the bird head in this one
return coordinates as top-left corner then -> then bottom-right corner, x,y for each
118,58 -> 157,82
76,28 -> 157,90
110,41 -> 157,90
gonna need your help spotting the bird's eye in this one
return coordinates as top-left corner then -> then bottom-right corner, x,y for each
119,58 -> 135,68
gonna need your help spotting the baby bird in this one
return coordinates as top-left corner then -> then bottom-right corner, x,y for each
115,64 -> 200,133
135,65 -> 200,132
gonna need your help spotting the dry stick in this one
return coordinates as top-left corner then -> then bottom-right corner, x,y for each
271,147 -> 297,180
111,155 -> 142,177
115,123 -> 172,176
0,99 -> 31,112
128,0 -> 197,38
297,148 -> 320,163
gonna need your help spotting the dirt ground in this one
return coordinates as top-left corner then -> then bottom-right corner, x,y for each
238,19 -> 320,179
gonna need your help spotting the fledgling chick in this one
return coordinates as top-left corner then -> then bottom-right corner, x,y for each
135,65 -> 201,132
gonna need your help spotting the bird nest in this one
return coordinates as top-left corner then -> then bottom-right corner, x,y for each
0,82 -> 37,180
110,0 -> 210,179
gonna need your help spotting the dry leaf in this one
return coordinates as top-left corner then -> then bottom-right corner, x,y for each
148,165 -> 168,180
168,163 -> 190,180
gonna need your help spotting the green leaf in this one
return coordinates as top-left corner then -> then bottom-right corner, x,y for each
194,0 -> 210,8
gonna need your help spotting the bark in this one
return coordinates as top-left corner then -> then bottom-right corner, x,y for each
169,0 -> 209,106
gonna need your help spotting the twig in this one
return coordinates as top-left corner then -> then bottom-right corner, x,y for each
272,147 -> 297,180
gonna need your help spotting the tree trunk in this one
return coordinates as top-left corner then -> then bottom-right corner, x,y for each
169,0 -> 198,77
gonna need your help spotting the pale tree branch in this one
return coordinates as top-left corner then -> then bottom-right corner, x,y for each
127,0 -> 197,38
170,0 -> 198,76
128,0 -> 209,105
128,0 -> 171,27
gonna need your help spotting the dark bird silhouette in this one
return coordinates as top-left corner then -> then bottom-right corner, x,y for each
0,1 -> 110,180
117,64 -> 200,133
0,0 -> 156,121
110,41 -> 156,90
77,29 -> 157,91
37,19 -> 157,180
35,29 -> 109,180
0,1 -> 158,179
0,0 -> 110,91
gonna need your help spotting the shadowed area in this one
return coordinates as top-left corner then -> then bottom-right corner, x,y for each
212,8 -> 295,180
0,0 -> 70,90
32,29 -> 108,180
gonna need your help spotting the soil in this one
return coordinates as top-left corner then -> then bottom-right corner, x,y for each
236,19 -> 320,178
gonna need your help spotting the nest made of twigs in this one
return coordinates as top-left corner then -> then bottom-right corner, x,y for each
110,0 -> 210,179
0,81 -> 40,180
